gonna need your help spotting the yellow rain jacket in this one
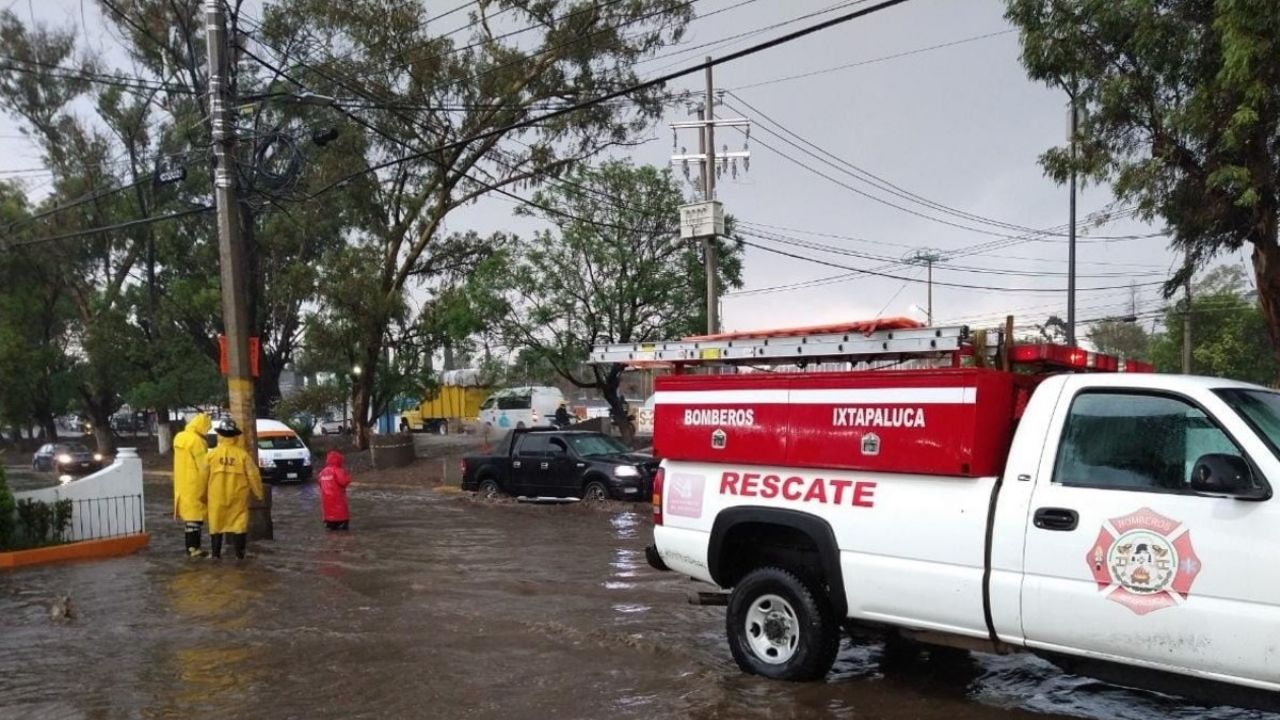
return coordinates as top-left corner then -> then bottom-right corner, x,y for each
172,413 -> 212,521
206,434 -> 265,534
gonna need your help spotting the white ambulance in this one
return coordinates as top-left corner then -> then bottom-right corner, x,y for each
592,320 -> 1280,706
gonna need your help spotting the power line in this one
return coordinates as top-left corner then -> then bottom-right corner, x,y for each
3,205 -> 212,249
303,0 -> 918,202
0,151 -> 204,235
0,55 -> 194,95
743,226 -> 1166,279
639,0 -> 863,74
739,234 -> 1167,294
729,28 -> 1015,91
726,95 -> 1159,243
735,220 -> 1165,269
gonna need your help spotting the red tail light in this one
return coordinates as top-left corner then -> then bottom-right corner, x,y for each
652,467 -> 665,526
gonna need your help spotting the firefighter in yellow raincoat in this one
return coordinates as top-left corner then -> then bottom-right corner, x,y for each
172,412 -> 212,557
206,418 -> 264,560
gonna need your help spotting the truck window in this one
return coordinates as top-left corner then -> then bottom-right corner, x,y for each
516,434 -> 549,456
480,397 -> 496,410
498,394 -> 532,411
1053,392 -> 1246,492
1215,388 -> 1280,461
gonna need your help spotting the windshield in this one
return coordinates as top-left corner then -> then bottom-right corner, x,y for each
258,436 -> 305,450
1215,389 -> 1280,460
568,434 -> 631,457
56,444 -> 90,454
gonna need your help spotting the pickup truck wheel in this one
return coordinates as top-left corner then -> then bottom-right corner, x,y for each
581,480 -> 610,502
477,478 -> 503,499
726,566 -> 839,682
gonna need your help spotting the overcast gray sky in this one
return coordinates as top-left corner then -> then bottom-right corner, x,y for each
1,0 -> 1251,343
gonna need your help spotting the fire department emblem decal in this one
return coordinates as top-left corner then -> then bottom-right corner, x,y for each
711,428 -> 727,450
1086,507 -> 1201,616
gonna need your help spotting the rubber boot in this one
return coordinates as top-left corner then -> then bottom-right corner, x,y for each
232,533 -> 247,560
210,533 -> 224,559
184,522 -> 207,558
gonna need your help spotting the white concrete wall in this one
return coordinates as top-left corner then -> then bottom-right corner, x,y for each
13,448 -> 146,542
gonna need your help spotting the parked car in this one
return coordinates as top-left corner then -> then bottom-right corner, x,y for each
314,418 -> 349,435
31,443 -> 104,475
478,386 -> 566,429
462,428 -> 659,501
207,418 -> 314,483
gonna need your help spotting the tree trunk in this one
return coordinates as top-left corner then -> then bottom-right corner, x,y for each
1252,237 -> 1280,384
255,355 -> 284,418
600,365 -> 635,444
89,410 -> 114,455
156,405 -> 173,454
351,335 -> 384,451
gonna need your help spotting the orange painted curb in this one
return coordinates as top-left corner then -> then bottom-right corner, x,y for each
0,533 -> 150,570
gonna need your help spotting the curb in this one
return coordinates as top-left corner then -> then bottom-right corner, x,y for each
0,533 -> 151,570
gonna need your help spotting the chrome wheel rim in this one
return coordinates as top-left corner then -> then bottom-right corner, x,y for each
583,484 -> 606,501
744,593 -> 799,664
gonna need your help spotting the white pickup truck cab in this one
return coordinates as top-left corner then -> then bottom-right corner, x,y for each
637,339 -> 1280,702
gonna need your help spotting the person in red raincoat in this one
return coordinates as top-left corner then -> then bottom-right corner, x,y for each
317,450 -> 352,530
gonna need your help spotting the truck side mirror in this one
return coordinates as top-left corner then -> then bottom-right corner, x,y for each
1190,453 -> 1261,498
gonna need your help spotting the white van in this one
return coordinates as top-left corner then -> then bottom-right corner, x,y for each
478,386 -> 566,430
205,418 -> 313,483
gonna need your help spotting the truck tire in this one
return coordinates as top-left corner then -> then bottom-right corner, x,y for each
726,566 -> 840,682
581,480 -> 610,502
477,478 -> 503,499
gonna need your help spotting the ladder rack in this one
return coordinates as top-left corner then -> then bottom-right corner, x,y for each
588,325 -> 971,366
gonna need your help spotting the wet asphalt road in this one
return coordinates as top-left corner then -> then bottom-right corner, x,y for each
1,464 -> 1277,720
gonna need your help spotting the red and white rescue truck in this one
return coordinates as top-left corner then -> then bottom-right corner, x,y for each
591,319 -> 1280,701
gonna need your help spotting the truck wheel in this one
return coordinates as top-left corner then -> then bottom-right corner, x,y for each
726,566 -> 839,682
581,480 -> 609,502
477,478 -> 503,499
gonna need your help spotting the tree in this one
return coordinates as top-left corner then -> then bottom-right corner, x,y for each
478,160 -> 743,440
1087,318 -> 1151,359
260,0 -> 695,448
1149,265 -> 1277,383
1006,1 -> 1280,378
0,182 -> 76,439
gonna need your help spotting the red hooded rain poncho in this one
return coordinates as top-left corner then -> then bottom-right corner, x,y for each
317,451 -> 352,522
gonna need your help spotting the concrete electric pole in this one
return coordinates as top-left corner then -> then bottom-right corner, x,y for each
671,57 -> 750,335
905,249 -> 948,326
1066,93 -> 1080,347
204,0 -> 271,538
703,58 -> 719,335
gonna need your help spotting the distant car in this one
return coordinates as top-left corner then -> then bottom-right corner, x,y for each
207,418 -> 314,483
315,418 -> 349,435
461,428 -> 659,501
31,443 -> 104,475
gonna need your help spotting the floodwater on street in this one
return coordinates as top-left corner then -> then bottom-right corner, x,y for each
1,459 -> 1276,720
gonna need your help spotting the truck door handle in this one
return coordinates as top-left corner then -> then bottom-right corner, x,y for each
1033,507 -> 1079,531
512,461 -> 521,468
539,462 -> 549,469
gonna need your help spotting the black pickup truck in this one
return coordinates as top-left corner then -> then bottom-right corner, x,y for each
461,428 -> 659,501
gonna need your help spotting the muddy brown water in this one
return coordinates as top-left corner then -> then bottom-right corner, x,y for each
0,459 -> 1275,720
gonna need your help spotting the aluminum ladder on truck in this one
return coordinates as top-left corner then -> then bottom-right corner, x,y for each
588,324 -> 983,369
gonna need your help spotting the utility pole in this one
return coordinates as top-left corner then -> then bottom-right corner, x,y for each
703,58 -> 719,335
670,57 -> 749,336
205,0 -> 271,538
1066,92 -> 1079,346
1182,250 -> 1193,373
905,249 -> 947,325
